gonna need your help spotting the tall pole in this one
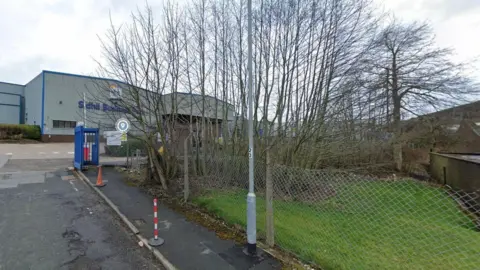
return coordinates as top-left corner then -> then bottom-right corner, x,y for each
83,92 -> 87,128
246,0 -> 256,256
83,93 -> 87,149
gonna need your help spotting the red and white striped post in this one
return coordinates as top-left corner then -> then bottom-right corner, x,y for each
148,198 -> 165,246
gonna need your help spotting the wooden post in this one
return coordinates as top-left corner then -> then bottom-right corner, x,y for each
265,147 -> 274,247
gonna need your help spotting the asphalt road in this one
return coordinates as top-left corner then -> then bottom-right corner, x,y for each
0,142 -> 131,167
0,142 -> 80,159
0,147 -> 163,270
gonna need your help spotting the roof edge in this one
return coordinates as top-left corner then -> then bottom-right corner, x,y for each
43,70 -> 124,85
0,81 -> 25,87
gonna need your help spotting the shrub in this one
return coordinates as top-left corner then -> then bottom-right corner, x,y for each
0,124 -> 41,140
21,125 -> 41,140
104,137 -> 146,157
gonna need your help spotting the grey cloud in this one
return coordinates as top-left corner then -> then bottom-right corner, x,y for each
422,0 -> 480,19
44,1 -> 75,14
0,56 -> 68,84
99,0 -> 166,17
100,0 -> 140,14
0,0 -> 158,85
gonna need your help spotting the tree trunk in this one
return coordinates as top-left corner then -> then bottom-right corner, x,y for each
391,56 -> 403,171
149,147 -> 168,190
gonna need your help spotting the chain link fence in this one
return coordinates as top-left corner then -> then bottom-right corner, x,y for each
102,136 -> 149,169
180,146 -> 480,269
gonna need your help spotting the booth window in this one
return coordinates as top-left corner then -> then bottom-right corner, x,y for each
53,120 -> 77,128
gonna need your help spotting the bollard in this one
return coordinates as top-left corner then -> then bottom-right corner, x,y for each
148,198 -> 165,246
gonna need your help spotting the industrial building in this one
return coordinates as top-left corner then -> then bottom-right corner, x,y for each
0,70 -> 235,142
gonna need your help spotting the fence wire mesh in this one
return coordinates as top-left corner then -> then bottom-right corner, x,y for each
102,138 -> 148,169
181,150 -> 480,270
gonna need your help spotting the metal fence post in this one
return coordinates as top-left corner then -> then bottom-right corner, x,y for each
184,134 -> 192,202
265,147 -> 274,247
135,149 -> 141,170
127,141 -> 130,168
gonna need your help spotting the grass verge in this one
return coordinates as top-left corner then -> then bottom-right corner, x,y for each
193,179 -> 480,270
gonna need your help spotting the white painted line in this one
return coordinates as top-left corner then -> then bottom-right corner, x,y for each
69,180 -> 79,192
39,152 -> 46,155
5,153 -> 12,156
158,220 -> 172,230
53,152 -> 59,154
200,242 -> 216,256
67,152 -> 74,155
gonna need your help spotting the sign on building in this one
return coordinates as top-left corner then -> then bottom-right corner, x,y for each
115,118 -> 130,133
109,83 -> 122,100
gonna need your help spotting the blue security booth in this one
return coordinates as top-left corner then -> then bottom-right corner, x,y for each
74,126 -> 100,170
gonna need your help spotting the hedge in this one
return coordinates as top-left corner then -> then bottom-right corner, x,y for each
0,124 -> 41,140
104,138 -> 146,157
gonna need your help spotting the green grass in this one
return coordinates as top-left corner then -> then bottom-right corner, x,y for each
194,180 -> 480,270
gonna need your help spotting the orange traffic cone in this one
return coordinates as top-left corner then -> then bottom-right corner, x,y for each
96,165 -> 106,187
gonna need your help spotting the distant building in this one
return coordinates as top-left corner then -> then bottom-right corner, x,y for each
0,81 -> 24,125
401,100 -> 480,152
0,70 -> 235,142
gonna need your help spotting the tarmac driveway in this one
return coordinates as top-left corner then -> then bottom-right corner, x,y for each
0,144 -> 162,270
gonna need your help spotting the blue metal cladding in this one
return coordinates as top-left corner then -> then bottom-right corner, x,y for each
74,126 -> 84,170
0,91 -> 23,124
91,128 -> 99,166
74,126 -> 100,170
41,72 -> 45,135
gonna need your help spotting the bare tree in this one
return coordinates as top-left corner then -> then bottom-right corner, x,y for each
91,3 -> 189,189
91,0 -> 480,178
366,19 -> 477,171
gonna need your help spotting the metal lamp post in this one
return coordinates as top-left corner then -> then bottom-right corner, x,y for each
246,0 -> 256,256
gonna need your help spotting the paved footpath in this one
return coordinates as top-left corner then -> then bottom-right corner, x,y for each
82,168 -> 283,270
0,146 -> 163,270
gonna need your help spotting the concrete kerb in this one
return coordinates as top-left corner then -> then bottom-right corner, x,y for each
72,169 -> 177,270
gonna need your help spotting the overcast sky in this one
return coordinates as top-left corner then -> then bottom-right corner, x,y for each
0,0 -> 479,85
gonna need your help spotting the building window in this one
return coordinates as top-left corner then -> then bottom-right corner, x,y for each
53,120 -> 77,128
